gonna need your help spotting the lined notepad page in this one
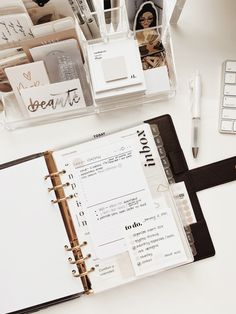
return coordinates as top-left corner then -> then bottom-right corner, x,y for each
0,156 -> 83,314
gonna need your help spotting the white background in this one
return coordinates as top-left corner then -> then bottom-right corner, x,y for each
1,0 -> 236,313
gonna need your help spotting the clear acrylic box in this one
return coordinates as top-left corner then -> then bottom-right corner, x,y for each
0,0 -> 185,130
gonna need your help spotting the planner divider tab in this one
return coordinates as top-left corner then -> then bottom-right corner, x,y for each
149,123 -> 197,257
44,151 -> 94,294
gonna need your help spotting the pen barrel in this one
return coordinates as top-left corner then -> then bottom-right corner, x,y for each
112,0 -> 120,7
111,0 -> 120,31
80,21 -> 93,40
192,117 -> 200,148
192,95 -> 201,117
87,18 -> 101,38
77,0 -> 93,20
104,0 -> 112,26
192,74 -> 201,118
105,11 -> 112,24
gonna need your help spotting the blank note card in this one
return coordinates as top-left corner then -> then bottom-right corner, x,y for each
102,56 -> 128,82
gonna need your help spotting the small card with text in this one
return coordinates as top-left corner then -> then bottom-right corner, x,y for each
20,79 -> 86,117
124,201 -> 190,276
5,61 -> 50,111
0,13 -> 33,47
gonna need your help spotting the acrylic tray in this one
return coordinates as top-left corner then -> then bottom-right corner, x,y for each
0,0 -> 179,130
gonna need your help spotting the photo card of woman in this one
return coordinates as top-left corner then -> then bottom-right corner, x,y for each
133,1 -> 167,71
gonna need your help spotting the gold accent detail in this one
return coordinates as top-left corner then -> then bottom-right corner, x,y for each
44,169 -> 66,180
48,182 -> 70,192
44,151 -> 92,292
64,241 -> 87,252
83,289 -> 94,295
68,254 -> 91,265
51,195 -> 73,204
72,267 -> 95,278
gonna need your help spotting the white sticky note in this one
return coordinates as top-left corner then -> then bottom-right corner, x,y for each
125,204 -> 191,276
102,56 -> 128,82
87,38 -> 145,93
144,66 -> 170,94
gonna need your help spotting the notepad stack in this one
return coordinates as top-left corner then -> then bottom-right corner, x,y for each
86,37 -> 146,104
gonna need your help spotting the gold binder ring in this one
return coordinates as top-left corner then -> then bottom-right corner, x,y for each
68,254 -> 91,265
48,182 -> 70,192
44,170 -> 66,180
51,195 -> 73,204
64,241 -> 87,252
72,267 -> 95,278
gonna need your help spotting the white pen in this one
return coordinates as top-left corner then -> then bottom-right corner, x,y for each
76,0 -> 101,38
68,0 -> 93,40
190,70 -> 201,158
111,0 -> 120,31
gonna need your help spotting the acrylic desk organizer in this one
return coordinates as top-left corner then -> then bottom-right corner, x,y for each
0,0 -> 177,130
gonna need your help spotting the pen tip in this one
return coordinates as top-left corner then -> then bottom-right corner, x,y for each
192,147 -> 199,159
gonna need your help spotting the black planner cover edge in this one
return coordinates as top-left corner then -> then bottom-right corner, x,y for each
10,293 -> 82,314
188,157 -> 236,192
0,153 -> 44,170
145,114 -> 216,261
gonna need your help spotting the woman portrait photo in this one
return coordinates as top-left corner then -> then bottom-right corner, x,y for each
134,1 -> 166,70
135,1 -> 158,30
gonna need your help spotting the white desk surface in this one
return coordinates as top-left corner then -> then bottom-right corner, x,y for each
1,0 -> 236,313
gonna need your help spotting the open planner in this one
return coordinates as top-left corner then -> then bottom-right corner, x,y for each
0,114 -> 223,314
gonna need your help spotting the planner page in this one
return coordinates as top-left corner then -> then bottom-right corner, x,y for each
53,123 -> 193,292
0,156 -> 84,314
